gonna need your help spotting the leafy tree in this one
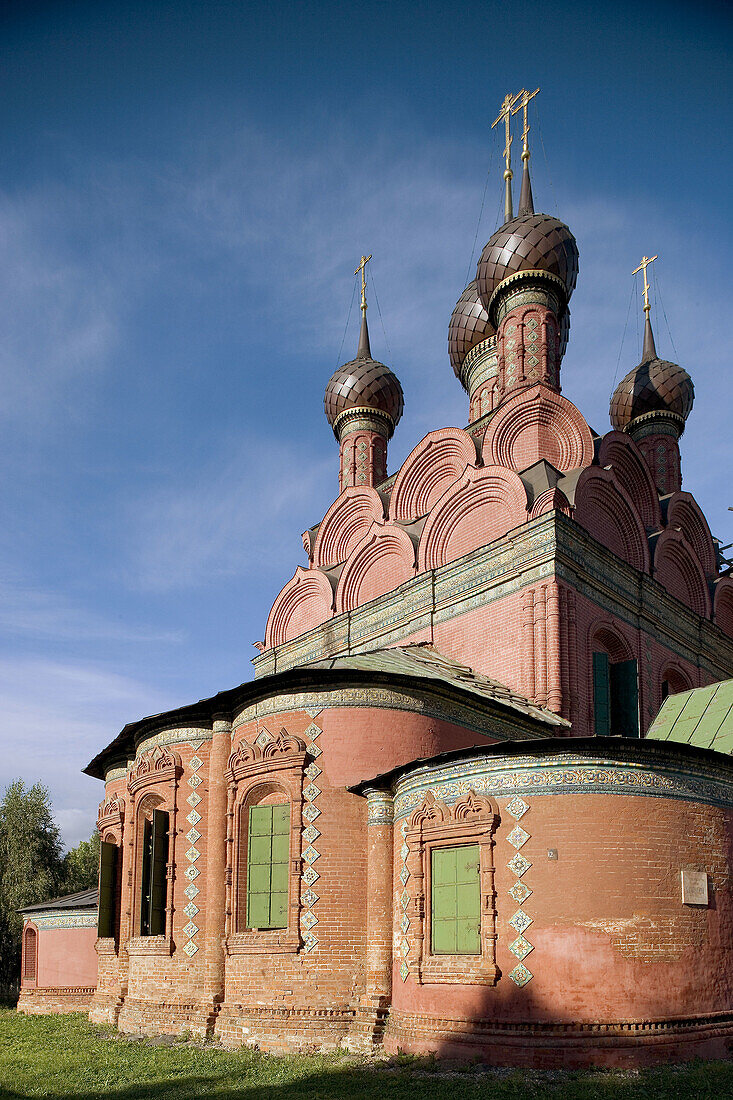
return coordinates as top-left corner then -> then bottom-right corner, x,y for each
0,780 -> 65,996
62,831 -> 100,894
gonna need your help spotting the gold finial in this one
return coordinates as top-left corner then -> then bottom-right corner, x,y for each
632,254 -> 658,314
355,254 -> 372,316
492,91 -> 522,178
512,87 -> 539,161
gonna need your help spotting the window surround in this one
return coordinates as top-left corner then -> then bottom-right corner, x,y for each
404,789 -> 499,986
224,730 -> 307,956
126,746 -> 181,956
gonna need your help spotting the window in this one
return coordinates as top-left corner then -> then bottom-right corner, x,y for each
593,652 -> 639,737
246,804 -> 290,930
431,844 -> 480,955
97,841 -> 119,939
22,926 -> 37,982
140,809 -> 169,936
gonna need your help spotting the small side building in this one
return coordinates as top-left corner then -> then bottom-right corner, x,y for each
17,889 -> 99,1016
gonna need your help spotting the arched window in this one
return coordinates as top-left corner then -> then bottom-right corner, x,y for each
136,795 -> 170,937
22,925 -> 37,983
591,627 -> 639,738
661,665 -> 692,703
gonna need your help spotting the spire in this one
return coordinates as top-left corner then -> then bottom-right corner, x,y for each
513,87 -> 538,217
354,253 -> 372,357
493,92 -> 521,223
632,253 -> 659,362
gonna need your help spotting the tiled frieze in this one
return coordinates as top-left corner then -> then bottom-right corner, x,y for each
300,720 -> 323,953
29,911 -> 97,929
182,748 -> 205,957
505,795 -> 533,987
398,818 -> 410,982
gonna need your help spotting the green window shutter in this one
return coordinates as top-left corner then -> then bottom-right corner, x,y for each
593,652 -> 611,736
431,844 -> 480,955
140,817 -> 153,936
611,659 -> 640,738
246,804 -> 290,930
97,842 -> 118,939
148,810 -> 169,936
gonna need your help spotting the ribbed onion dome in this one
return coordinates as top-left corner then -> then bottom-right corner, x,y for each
448,281 -> 495,378
475,213 -> 579,311
324,315 -> 404,436
609,316 -> 693,431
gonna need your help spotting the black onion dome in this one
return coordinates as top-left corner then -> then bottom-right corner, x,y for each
609,357 -> 694,431
324,316 -> 403,431
448,281 -> 495,378
475,213 -> 579,309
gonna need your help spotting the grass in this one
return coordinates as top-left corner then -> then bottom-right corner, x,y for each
1,1009 -> 732,1099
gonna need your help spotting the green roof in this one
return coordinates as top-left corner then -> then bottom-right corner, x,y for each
646,679 -> 733,754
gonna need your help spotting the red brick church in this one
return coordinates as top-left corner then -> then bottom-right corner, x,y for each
19,93 -> 733,1066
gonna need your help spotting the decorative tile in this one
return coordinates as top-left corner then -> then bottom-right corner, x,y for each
186,809 -> 201,826
400,842 -> 409,861
188,774 -> 202,789
183,883 -> 200,900
302,931 -> 318,953
400,913 -> 410,934
509,910 -> 533,935
301,910 -> 318,930
400,891 -> 410,910
304,721 -> 322,737
187,792 -> 202,808
509,935 -> 533,961
399,866 -> 410,886
184,865 -> 200,881
507,853 -> 532,878
182,940 -> 198,958
304,763 -> 322,781
301,889 -> 319,908
302,803 -> 321,823
308,743 -> 322,758
507,825 -> 530,849
302,866 -> 319,887
509,963 -> 533,987
183,902 -> 199,918
302,824 -> 320,844
188,739 -> 205,751
400,960 -> 409,982
303,783 -> 321,801
186,828 -> 201,844
185,846 -> 200,862
508,881 -> 532,904
189,756 -> 203,771
302,845 -> 320,864
399,938 -> 409,957
183,921 -> 199,939
255,729 -> 272,748
401,820 -> 409,837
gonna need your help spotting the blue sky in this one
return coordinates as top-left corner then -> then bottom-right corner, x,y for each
1,0 -> 731,847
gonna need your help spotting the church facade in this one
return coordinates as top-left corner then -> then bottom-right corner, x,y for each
19,96 -> 733,1066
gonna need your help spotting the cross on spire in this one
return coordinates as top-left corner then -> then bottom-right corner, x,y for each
632,254 -> 658,314
512,87 -> 539,161
493,92 -> 522,222
355,253 -> 372,315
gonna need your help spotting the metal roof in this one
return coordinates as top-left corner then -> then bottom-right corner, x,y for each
646,679 -> 733,754
20,888 -> 98,914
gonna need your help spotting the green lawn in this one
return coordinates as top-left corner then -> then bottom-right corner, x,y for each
1,1010 -> 731,1100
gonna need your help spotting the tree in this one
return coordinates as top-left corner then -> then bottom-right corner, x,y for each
0,780 -> 65,997
63,831 -> 101,894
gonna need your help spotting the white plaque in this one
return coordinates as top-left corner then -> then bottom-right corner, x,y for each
681,869 -> 709,906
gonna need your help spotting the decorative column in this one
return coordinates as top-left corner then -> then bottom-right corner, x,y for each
363,789 -> 394,1004
203,717 -> 231,1017
491,272 -> 566,401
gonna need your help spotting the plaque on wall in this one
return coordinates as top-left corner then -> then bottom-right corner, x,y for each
680,869 -> 709,906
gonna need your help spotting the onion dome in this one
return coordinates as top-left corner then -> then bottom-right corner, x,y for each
609,315 -> 694,432
448,281 -> 495,378
476,213 -> 579,311
324,314 -> 404,438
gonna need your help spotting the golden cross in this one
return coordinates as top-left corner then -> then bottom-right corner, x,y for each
492,92 -> 522,174
632,254 -> 658,314
512,87 -> 540,159
354,253 -> 372,314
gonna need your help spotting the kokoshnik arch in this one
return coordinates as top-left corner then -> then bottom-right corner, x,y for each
19,90 -> 733,1068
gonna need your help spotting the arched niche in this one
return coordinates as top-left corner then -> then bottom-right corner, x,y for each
335,523 -> 416,613
665,492 -> 717,578
713,577 -> 733,639
312,487 -> 386,569
389,427 -> 479,523
597,431 -> 662,531
653,529 -> 711,619
573,467 -> 650,573
417,465 -> 528,572
264,567 -> 334,649
482,385 -> 595,473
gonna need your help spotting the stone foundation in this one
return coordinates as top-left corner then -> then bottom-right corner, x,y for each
17,987 -> 95,1015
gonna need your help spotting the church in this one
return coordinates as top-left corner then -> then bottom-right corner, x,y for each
19,91 -> 733,1067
